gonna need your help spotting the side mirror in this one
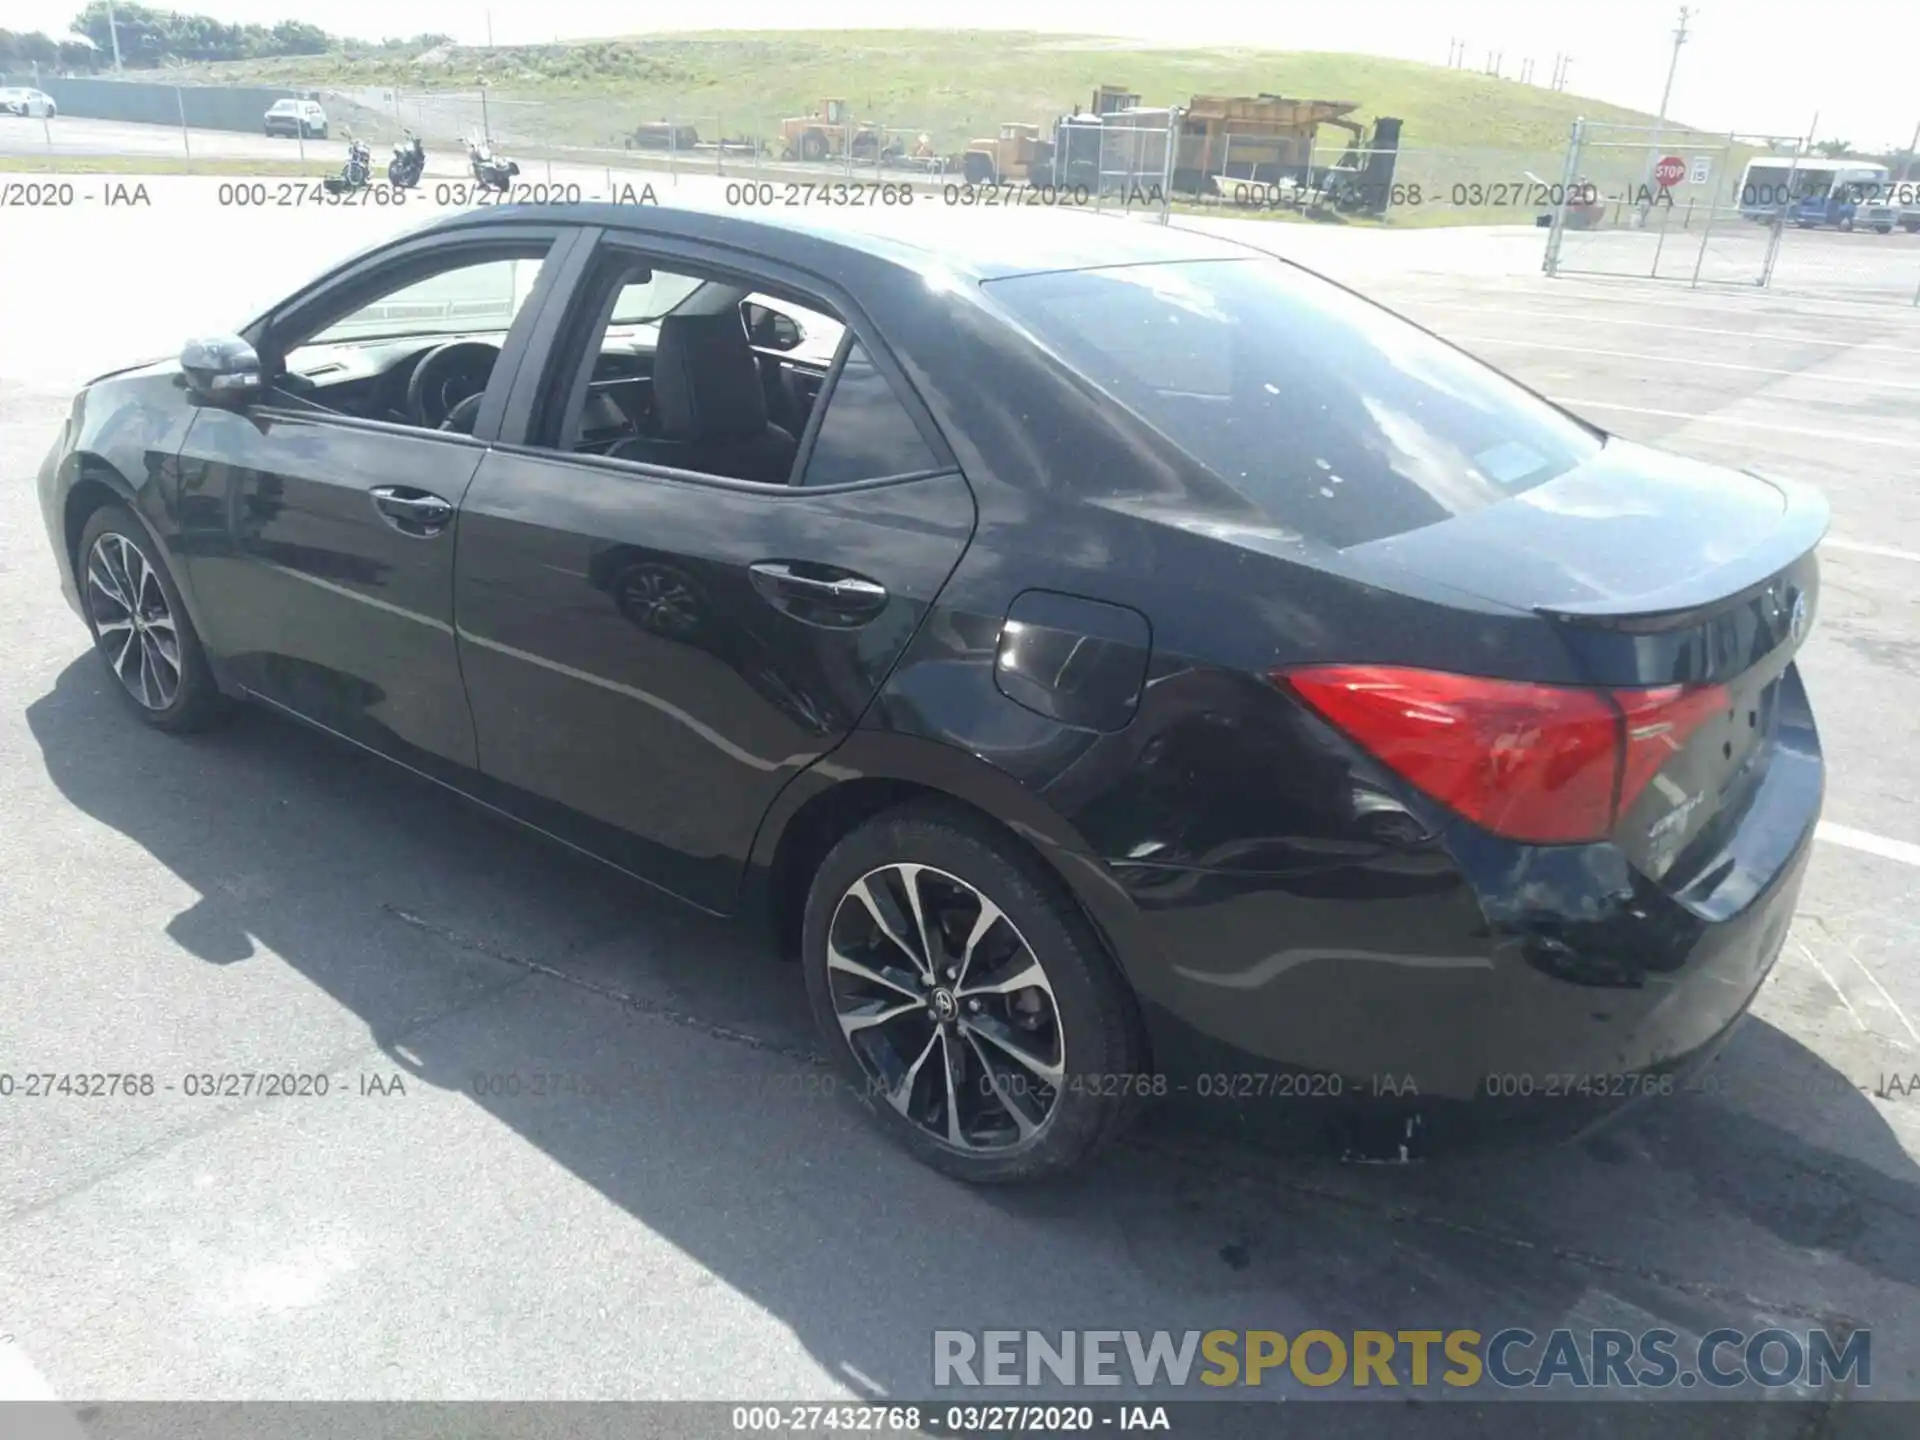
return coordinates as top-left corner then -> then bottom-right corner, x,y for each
180,335 -> 262,405
744,303 -> 803,352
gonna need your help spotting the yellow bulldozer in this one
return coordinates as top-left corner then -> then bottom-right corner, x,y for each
779,98 -> 901,164
961,122 -> 1047,185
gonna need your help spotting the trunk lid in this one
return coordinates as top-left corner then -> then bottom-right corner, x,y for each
1342,440 -> 1828,889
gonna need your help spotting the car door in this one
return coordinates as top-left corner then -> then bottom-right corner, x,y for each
172,224 -> 582,777
451,233 -> 976,912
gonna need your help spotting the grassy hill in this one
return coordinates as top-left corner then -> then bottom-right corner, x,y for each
162,30 -> 1724,157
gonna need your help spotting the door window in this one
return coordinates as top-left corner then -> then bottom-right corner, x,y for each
798,339 -> 942,486
271,245 -> 550,432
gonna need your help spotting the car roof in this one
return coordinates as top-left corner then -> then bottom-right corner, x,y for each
427,199 -> 1264,281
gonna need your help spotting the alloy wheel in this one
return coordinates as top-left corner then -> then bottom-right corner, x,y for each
826,863 -> 1064,1152
86,532 -> 181,711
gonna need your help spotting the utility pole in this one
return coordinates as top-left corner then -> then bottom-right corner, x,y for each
1641,7 -> 1693,200
105,0 -> 124,72
486,10 -> 494,48
1903,117 -> 1920,183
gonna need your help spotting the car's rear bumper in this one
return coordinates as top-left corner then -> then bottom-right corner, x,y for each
1107,707 -> 1822,1157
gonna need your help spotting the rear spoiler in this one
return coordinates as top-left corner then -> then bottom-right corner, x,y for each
1535,471 -> 1829,630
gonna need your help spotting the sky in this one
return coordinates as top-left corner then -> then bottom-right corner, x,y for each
11,1 -> 1919,153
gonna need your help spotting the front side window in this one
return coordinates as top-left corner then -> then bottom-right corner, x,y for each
272,246 -> 550,431
307,256 -> 546,346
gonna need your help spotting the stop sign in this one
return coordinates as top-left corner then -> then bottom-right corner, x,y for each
1653,154 -> 1686,188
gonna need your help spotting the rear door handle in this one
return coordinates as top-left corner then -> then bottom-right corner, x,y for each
749,561 -> 889,615
370,486 -> 453,536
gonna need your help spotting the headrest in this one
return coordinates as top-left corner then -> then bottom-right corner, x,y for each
652,313 -> 770,440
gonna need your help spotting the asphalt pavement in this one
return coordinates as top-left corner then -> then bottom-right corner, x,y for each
2,185 -> 1918,1432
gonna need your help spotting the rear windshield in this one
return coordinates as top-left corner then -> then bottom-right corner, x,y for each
984,258 -> 1602,549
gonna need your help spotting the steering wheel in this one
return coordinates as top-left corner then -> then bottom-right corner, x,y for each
439,393 -> 486,434
407,340 -> 499,429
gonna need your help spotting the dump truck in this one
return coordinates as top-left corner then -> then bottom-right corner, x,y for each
1171,95 -> 1403,209
1007,88 -> 1403,211
779,98 -> 901,164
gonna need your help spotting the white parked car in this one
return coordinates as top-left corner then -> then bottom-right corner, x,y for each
0,88 -> 57,119
263,98 -> 328,139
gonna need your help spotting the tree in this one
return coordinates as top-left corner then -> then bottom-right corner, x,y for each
66,4 -> 343,66
1813,139 -> 1853,158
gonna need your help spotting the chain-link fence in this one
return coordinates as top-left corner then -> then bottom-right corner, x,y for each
1172,137 -> 1585,225
322,87 -> 973,188
1543,119 -> 1920,305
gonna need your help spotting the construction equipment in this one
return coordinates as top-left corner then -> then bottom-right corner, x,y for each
962,122 -> 1048,185
626,121 -> 701,152
1172,95 -> 1402,208
1312,114 -> 1405,216
959,87 -> 1140,186
953,84 -> 1406,215
779,99 -> 901,164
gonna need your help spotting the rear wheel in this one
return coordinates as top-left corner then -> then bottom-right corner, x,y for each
799,129 -> 827,162
802,803 -> 1146,1183
77,505 -> 227,733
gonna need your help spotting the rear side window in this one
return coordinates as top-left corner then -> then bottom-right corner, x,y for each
800,339 -> 941,486
984,258 -> 1602,548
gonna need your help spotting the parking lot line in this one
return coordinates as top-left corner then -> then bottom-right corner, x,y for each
1818,821 -> 1920,869
1404,302 -> 1920,353
1548,398 -> 1920,449
1794,938 -> 1870,1030
1824,537 -> 1920,563
1453,335 -> 1920,387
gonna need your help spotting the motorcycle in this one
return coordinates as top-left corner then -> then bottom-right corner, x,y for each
322,135 -> 372,194
467,136 -> 520,194
388,130 -> 426,188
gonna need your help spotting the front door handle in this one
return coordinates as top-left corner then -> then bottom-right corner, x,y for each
749,561 -> 889,618
370,485 -> 453,536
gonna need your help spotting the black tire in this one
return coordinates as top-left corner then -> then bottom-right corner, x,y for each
802,801 -> 1146,1183
799,129 -> 827,162
76,504 -> 228,734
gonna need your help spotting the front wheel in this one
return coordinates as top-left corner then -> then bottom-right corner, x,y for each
77,505 -> 228,733
802,803 -> 1147,1183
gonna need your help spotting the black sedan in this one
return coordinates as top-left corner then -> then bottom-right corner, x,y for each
35,203 -> 1826,1183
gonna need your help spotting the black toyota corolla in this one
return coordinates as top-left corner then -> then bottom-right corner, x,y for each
35,203 -> 1826,1182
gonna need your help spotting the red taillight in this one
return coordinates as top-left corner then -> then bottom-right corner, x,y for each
1277,665 -> 1728,846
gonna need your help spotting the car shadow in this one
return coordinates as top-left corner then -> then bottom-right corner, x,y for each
23,653 -> 1920,1412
